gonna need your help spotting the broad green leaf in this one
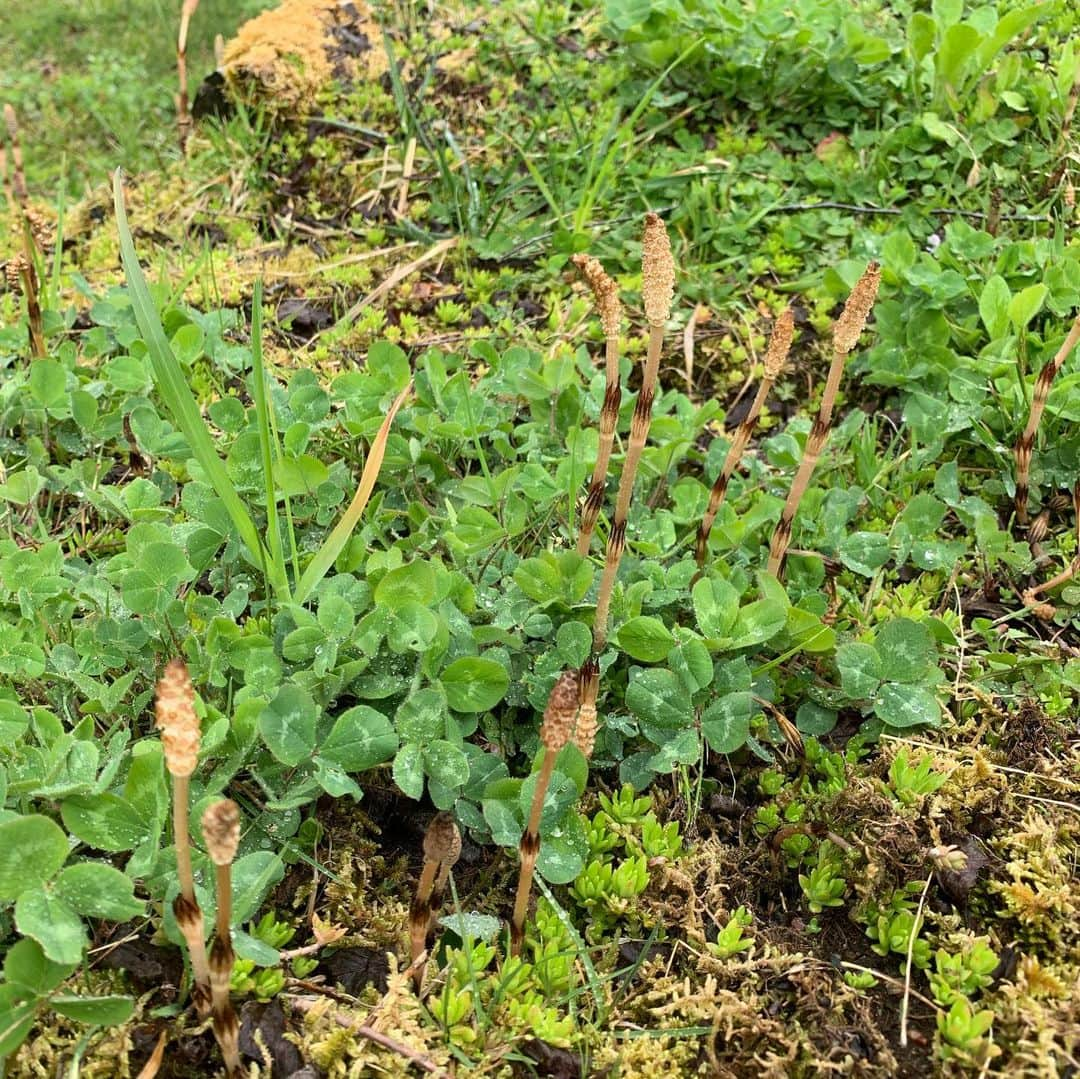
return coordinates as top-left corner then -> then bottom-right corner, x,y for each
15,891 -> 86,965
979,275 -> 1011,339
555,620 -> 592,668
374,561 -> 437,609
231,853 -> 285,924
424,740 -> 469,791
440,657 -> 509,712
393,743 -> 425,800
54,863 -> 145,921
625,669 -> 692,743
535,811 -> 588,884
0,816 -> 69,900
616,616 -> 674,662
692,577 -> 739,639
875,619 -> 937,683
50,994 -> 135,1026
258,685 -> 317,766
3,938 -> 75,996
837,642 -> 883,699
320,706 -> 397,771
839,531 -> 891,576
0,988 -> 38,1058
702,693 -> 753,754
394,689 -> 446,744
1008,284 -> 1048,330
874,684 -> 941,728
60,794 -> 148,852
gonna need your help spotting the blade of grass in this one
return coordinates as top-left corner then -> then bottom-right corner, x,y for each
294,382 -> 411,604
249,279 -> 288,601
112,169 -> 285,597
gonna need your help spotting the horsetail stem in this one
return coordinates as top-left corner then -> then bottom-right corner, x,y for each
410,813 -> 461,993
592,213 -> 674,652
696,307 -> 794,569
155,658 -> 211,1016
510,670 -> 578,956
1014,312 -> 1080,526
767,262 -> 880,578
201,799 -> 242,1078
573,254 -> 623,556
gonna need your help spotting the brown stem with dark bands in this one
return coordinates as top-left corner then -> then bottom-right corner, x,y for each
577,334 -> 621,555
1014,313 -> 1080,526
696,378 -> 773,568
593,322 -> 664,651
177,1 -> 199,153
409,860 -> 438,992
209,933 -> 241,1078
171,775 -> 211,1015
767,264 -> 879,577
510,749 -> 557,956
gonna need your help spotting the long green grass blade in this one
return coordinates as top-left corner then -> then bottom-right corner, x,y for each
249,279 -> 288,601
112,169 -> 285,596
294,382 -> 410,604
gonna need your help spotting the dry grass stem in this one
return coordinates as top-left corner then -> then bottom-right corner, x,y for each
155,659 -> 211,1016
696,307 -> 794,568
767,262 -> 880,577
3,104 -> 46,357
409,813 -> 461,993
511,670 -> 578,955
177,0 -> 201,153
201,799 -> 242,1078
592,213 -> 673,651
1021,479 -> 1080,619
573,253 -> 623,556
1014,312 -> 1080,526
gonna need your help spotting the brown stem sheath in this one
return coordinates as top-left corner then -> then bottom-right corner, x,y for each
177,0 -> 200,153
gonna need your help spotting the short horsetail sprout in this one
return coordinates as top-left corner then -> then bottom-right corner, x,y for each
155,658 -> 211,1016
696,307 -> 794,569
573,253 -> 623,556
409,812 -> 462,993
176,0 -> 200,153
573,657 -> 600,760
511,670 -> 579,956
767,262 -> 880,577
201,799 -> 242,1079
592,213 -> 674,652
1014,311 -> 1080,527
1021,478 -> 1080,619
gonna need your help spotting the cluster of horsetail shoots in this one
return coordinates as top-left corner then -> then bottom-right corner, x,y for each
2,104 -> 45,358
201,798 -> 242,1078
511,669 -> 578,956
410,812 -> 462,992
592,212 -> 675,652
573,254 -> 623,556
1013,311 -> 1080,527
155,659 -> 212,1016
177,0 -> 201,153
767,261 -> 881,577
696,307 -> 795,569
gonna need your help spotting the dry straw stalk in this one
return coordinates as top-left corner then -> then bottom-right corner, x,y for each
696,307 -> 794,569
155,658 -> 212,1016
767,262 -> 880,577
176,0 -> 201,153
